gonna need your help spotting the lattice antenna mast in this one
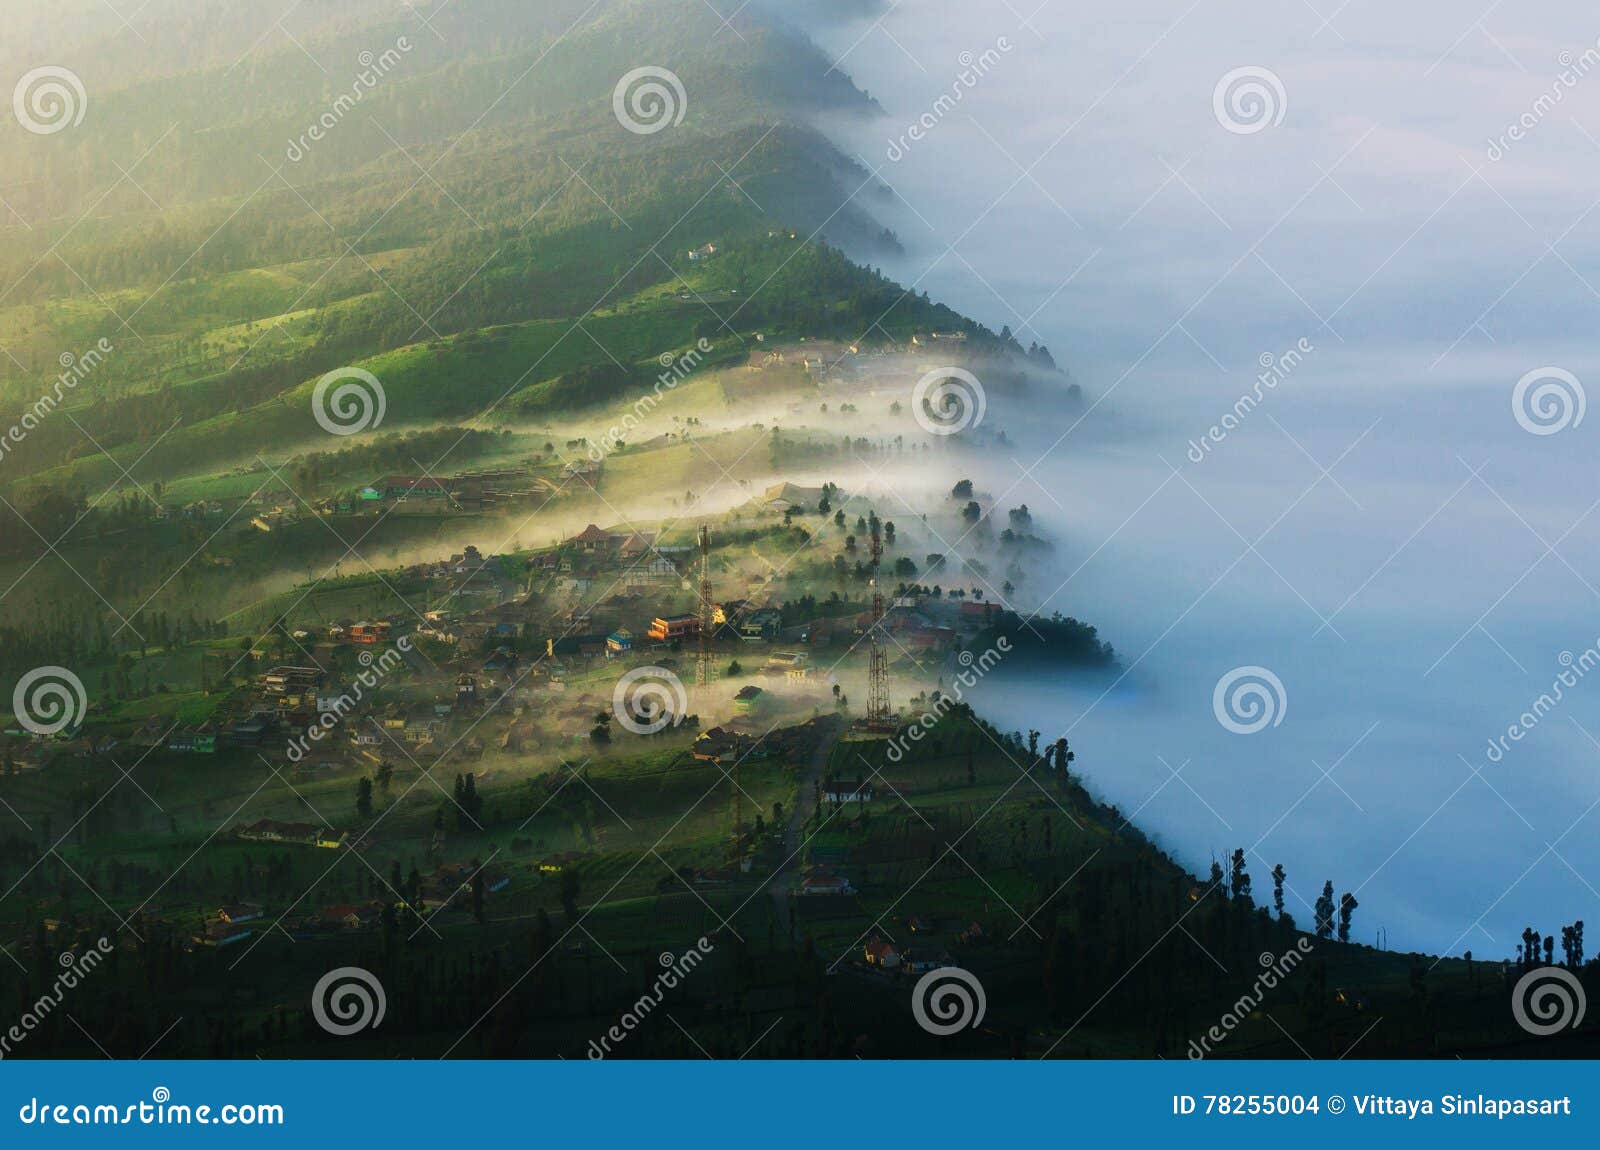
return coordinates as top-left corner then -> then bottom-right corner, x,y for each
867,518 -> 891,726
696,525 -> 714,690
697,525 -> 743,864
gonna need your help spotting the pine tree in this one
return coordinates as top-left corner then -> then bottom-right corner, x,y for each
1314,881 -> 1335,939
1337,892 -> 1358,943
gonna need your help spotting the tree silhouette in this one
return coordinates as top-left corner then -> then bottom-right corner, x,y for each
1337,892 -> 1358,943
1314,881 -> 1335,939
1230,849 -> 1251,906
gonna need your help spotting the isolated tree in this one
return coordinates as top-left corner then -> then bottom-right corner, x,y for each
1314,881 -> 1335,939
559,868 -> 581,926
1521,926 -> 1541,969
1230,849 -> 1251,906
952,479 -> 973,500
1337,892 -> 1358,943
1053,738 -> 1073,792
356,777 -> 373,819
1270,863 -> 1286,920
470,859 -> 486,925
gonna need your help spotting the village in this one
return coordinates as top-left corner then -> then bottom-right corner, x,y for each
2,473 -> 1031,964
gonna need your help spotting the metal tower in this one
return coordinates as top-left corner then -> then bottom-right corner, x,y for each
866,518 -> 892,729
696,525 -> 742,864
696,525 -> 714,690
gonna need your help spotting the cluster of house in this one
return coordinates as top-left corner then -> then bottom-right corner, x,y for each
195,859 -> 513,948
691,713 -> 832,767
860,911 -> 983,973
233,819 -> 349,849
863,937 -> 957,974
798,866 -> 855,896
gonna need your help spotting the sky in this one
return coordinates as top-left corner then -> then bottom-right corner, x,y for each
780,0 -> 1600,956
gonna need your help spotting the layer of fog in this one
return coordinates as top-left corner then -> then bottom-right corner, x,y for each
779,0 -> 1600,956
